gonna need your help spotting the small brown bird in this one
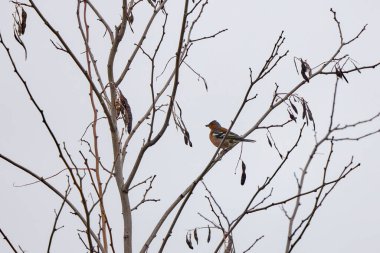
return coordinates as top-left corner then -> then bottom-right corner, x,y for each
206,120 -> 255,149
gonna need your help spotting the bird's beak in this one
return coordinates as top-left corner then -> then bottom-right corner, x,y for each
205,123 -> 209,127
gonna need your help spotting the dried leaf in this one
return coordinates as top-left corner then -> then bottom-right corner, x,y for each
117,89 -> 133,133
301,71 -> 309,82
13,31 -> 27,59
300,59 -> 311,83
12,5 -> 28,59
302,100 -> 307,119
186,233 -> 193,250
194,228 -> 198,244
183,130 -> 192,147
290,100 -> 298,114
242,161 -> 246,172
241,171 -> 246,185
241,161 -> 246,185
306,107 -> 314,122
19,8 -> 27,35
184,133 -> 189,145
335,67 -> 349,83
293,57 -> 300,75
184,135 -> 188,145
267,135 -> 272,147
342,72 -> 349,83
288,110 -> 296,122
207,225 -> 211,243
128,12 -> 134,24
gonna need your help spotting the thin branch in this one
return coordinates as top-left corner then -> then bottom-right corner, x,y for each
86,0 -> 114,42
330,129 -> 380,141
198,212 -> 220,229
80,1 -> 109,250
204,196 -> 225,234
335,112 -> 380,130
13,169 -> 66,187
28,0 -> 114,131
0,153 -> 103,252
131,175 -> 160,211
190,28 -> 228,43
242,235 -> 264,253
0,33 -> 100,252
114,0 -> 169,86
129,175 -> 154,191
0,227 -> 19,253
47,180 -> 71,253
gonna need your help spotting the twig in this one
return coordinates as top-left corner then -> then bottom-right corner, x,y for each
0,227 -> 19,253
47,179 -> 71,252
131,175 -> 160,211
13,169 -> 66,187
1,32 -> 100,252
0,153 -> 103,252
190,28 -> 228,43
242,235 -> 264,253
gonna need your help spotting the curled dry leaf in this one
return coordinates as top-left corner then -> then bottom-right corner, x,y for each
174,101 -> 193,147
241,161 -> 247,185
241,171 -> 247,185
300,59 -> 312,82
186,233 -> 194,250
13,5 -> 28,59
288,110 -> 297,122
184,130 -> 193,147
19,8 -> 27,35
302,100 -> 307,119
267,135 -> 272,147
207,225 -> 211,243
128,12 -> 134,24
194,228 -> 198,244
290,100 -> 298,114
115,89 -> 133,133
306,106 -> 314,121
335,66 -> 349,83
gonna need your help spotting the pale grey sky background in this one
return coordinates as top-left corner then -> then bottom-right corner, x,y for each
1,1 -> 380,252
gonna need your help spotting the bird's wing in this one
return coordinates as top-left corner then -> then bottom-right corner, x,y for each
212,129 -> 240,140
212,130 -> 227,139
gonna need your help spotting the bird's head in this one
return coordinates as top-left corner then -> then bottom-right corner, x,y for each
205,120 -> 221,129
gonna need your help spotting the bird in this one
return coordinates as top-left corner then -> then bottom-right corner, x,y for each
205,120 -> 255,150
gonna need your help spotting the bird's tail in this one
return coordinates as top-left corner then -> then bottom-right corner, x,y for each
231,136 -> 256,143
241,138 -> 256,143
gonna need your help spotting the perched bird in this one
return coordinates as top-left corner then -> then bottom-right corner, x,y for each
205,120 -> 255,149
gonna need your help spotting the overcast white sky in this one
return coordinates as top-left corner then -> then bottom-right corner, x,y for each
1,1 -> 380,252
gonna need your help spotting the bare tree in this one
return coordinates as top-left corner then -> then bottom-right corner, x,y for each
1,1 -> 379,253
